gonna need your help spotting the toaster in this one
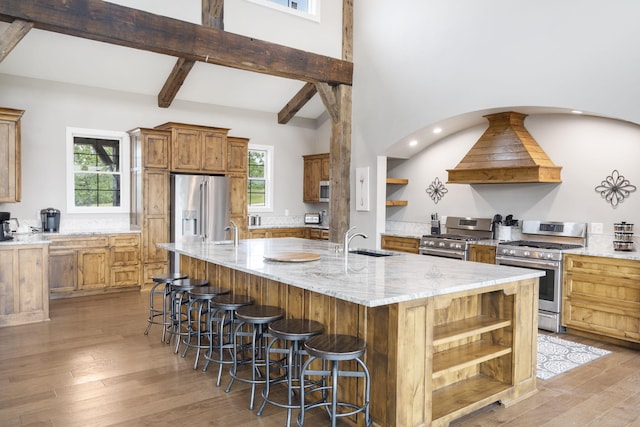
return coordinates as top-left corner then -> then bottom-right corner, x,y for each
304,213 -> 321,224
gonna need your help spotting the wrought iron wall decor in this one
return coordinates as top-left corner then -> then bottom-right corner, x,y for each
426,177 -> 448,204
594,169 -> 636,207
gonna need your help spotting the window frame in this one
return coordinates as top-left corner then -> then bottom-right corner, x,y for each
66,127 -> 130,214
247,144 -> 274,213
246,0 -> 320,22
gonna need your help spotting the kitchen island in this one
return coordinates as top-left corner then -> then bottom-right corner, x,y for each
158,238 -> 543,427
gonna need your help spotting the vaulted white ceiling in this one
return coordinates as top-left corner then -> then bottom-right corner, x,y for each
0,22 -> 327,120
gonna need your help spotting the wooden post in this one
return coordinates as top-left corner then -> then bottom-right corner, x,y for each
328,0 -> 354,243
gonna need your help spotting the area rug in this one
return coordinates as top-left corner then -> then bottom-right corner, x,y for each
537,333 -> 611,380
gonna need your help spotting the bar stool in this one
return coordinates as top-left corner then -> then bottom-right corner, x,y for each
225,305 -> 285,410
298,334 -> 372,427
182,286 -> 230,369
203,294 -> 255,386
256,318 -> 324,426
166,278 -> 209,353
144,272 -> 187,342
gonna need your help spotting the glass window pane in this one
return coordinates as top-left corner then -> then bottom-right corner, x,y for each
248,179 -> 266,206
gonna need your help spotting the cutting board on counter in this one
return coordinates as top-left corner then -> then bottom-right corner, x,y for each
264,252 -> 321,262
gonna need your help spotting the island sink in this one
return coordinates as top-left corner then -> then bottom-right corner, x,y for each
349,248 -> 397,257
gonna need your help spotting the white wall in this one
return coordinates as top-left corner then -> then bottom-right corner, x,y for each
351,0 -> 640,245
0,75 -> 319,229
386,114 -> 640,231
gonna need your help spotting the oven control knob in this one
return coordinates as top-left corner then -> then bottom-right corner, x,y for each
523,251 -> 530,257
428,241 -> 435,246
454,243 -> 462,249
509,250 -> 516,256
546,253 -> 554,260
438,242 -> 445,247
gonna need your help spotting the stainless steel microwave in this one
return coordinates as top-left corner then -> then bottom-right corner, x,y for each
319,181 -> 330,202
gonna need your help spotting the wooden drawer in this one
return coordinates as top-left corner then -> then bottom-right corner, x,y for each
111,247 -> 140,266
381,235 -> 420,254
109,233 -> 140,247
48,235 -> 109,249
111,266 -> 142,288
563,297 -> 640,342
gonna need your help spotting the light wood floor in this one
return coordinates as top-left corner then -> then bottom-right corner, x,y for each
0,291 -> 638,427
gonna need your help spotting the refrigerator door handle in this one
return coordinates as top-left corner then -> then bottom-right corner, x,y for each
202,179 -> 208,241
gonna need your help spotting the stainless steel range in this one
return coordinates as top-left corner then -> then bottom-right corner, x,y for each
495,220 -> 587,333
419,216 -> 493,260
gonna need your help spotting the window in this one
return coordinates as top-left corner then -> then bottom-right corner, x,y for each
66,127 -> 130,213
248,144 -> 274,212
247,0 -> 318,20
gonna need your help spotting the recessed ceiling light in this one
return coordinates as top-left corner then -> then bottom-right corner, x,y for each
409,140 -> 418,147
571,110 -> 583,114
433,127 -> 442,134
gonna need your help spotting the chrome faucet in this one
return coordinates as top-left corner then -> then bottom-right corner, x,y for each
225,221 -> 239,247
344,226 -> 368,253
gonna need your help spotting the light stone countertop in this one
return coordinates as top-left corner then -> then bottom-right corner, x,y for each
158,237 -> 543,307
0,229 -> 140,246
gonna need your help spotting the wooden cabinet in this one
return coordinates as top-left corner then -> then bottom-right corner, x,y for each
227,136 -> 249,173
229,173 -> 248,239
307,228 -> 329,240
0,244 -> 49,327
303,153 -> 329,203
563,254 -> 640,346
156,122 -> 229,174
381,235 -> 420,254
0,108 -> 24,203
129,128 -> 171,288
468,244 -> 497,264
49,235 -> 109,296
48,233 -> 141,298
249,227 -> 307,239
109,234 -> 142,288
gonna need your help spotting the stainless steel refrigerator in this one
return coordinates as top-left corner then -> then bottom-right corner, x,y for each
170,174 -> 230,271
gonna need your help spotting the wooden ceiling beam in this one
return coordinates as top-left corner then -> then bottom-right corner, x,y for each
315,82 -> 340,124
278,82 -> 317,124
157,0 -> 224,108
0,19 -> 33,63
0,0 -> 352,86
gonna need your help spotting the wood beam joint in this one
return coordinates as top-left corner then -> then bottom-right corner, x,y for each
0,19 -> 34,63
278,82 -> 317,124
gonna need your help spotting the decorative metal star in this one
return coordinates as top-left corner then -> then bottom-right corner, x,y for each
594,169 -> 636,208
426,177 -> 448,204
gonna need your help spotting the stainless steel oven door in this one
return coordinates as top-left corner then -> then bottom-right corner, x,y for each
419,247 -> 466,260
495,255 -> 563,332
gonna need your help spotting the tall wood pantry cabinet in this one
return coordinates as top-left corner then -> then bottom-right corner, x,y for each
129,128 -> 171,288
130,125 -> 249,287
0,108 -> 24,203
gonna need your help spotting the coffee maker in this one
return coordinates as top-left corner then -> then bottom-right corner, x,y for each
0,212 -> 13,241
41,208 -> 61,232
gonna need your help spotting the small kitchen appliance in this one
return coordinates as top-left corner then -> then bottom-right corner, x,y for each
318,181 -> 330,203
419,216 -> 493,260
495,220 -> 587,333
40,208 -> 61,232
1,212 -> 13,241
304,212 -> 322,224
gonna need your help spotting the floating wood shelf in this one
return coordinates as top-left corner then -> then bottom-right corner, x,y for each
385,200 -> 408,206
386,178 -> 408,185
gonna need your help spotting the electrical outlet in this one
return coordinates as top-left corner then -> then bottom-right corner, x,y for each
590,222 -> 604,234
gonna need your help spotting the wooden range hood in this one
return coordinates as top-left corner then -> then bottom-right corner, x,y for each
447,111 -> 562,184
